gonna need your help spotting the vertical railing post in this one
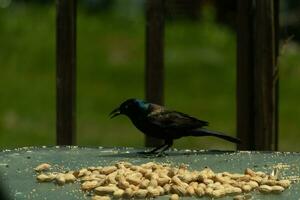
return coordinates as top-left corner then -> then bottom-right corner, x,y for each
237,0 -> 255,150
253,0 -> 278,150
56,0 -> 77,145
145,0 -> 165,147
274,0 -> 279,150
237,0 -> 279,150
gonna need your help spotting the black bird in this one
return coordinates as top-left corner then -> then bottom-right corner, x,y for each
110,98 -> 240,154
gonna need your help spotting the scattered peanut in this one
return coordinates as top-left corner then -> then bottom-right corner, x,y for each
186,186 -> 195,196
34,161 -> 292,199
158,177 -> 170,186
134,189 -> 148,198
112,189 -> 124,198
149,178 -> 158,187
259,184 -> 273,193
55,173 -> 66,185
94,186 -> 116,195
106,171 -> 117,184
271,185 -> 285,193
212,189 -> 225,198
78,168 -> 89,177
36,173 -> 55,182
123,187 -> 133,198
92,195 -> 110,200
81,180 -> 99,190
100,166 -> 117,175
194,186 -> 205,196
169,193 -> 179,200
277,179 -> 291,188
242,184 -> 252,192
64,173 -> 76,183
245,168 -> 256,177
140,179 -> 150,189
233,194 -> 252,200
163,183 -> 171,193
117,178 -> 130,190
203,178 -> 214,185
147,186 -> 161,197
248,180 -> 259,188
171,185 -> 186,196
34,163 -> 51,172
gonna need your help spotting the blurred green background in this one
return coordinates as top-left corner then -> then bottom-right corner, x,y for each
0,0 -> 299,151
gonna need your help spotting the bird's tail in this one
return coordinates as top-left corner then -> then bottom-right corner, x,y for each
188,129 -> 240,144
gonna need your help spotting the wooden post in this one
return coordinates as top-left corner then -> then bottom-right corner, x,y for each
145,0 -> 165,147
274,0 -> 279,150
56,0 -> 77,145
237,0 -> 279,150
253,0 -> 278,150
237,0 -> 255,150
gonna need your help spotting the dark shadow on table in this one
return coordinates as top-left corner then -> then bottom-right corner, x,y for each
0,178 -> 11,200
97,149 -> 236,158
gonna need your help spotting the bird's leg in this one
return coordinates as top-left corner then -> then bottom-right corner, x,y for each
137,143 -> 167,155
137,140 -> 168,155
148,144 -> 167,154
156,140 -> 173,157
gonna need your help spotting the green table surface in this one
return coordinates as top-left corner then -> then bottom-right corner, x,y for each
0,146 -> 299,200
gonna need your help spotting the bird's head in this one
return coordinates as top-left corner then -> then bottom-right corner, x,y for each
109,98 -> 150,119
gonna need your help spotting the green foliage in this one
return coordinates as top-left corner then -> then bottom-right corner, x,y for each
0,4 -> 299,151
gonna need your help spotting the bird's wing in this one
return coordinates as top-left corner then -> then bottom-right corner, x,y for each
147,110 -> 208,130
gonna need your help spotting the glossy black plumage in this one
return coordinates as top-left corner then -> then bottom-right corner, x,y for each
110,98 -> 240,154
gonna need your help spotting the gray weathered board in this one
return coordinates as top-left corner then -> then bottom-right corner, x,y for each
0,146 -> 299,199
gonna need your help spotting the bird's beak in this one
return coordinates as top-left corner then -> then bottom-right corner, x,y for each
109,107 -> 121,119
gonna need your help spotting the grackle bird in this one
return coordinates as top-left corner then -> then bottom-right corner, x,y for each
110,98 -> 240,155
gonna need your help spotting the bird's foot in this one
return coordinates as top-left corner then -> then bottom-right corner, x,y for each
137,151 -> 157,155
155,151 -> 167,157
137,151 -> 167,157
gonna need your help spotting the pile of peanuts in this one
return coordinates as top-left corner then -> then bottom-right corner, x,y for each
34,162 -> 291,200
